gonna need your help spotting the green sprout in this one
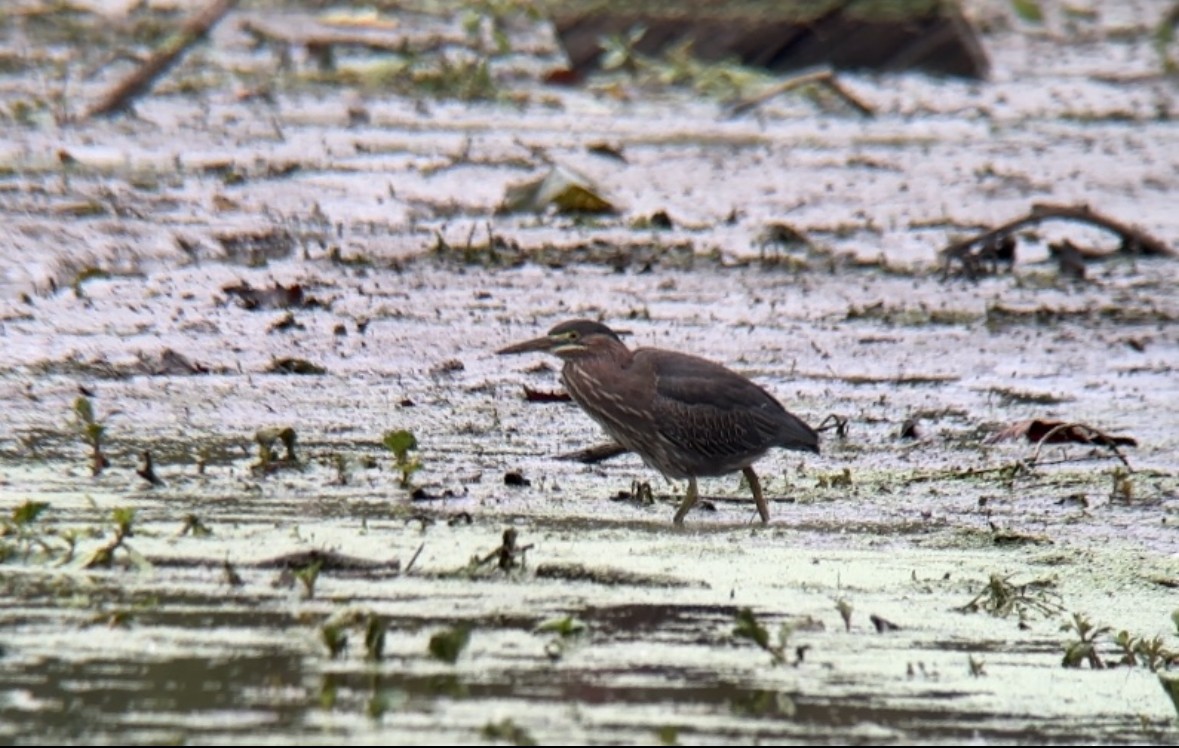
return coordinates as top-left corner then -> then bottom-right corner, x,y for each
480,718 -> 536,746
1,500 -> 52,562
1061,612 -> 1113,669
383,429 -> 422,488
294,559 -> 322,599
733,608 -> 795,666
428,624 -> 471,664
83,507 -> 142,570
73,396 -> 109,476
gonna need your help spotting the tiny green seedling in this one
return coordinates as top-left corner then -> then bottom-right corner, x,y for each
2,500 -> 61,563
82,507 -> 142,570
535,615 -> 588,661
1061,612 -> 1112,668
319,607 -> 385,661
428,624 -> 471,664
73,396 -> 110,476
321,622 -> 348,659
383,429 -> 421,488
480,718 -> 536,746
364,615 -> 387,662
294,559 -> 322,599
733,608 -> 795,666
178,514 -> 212,537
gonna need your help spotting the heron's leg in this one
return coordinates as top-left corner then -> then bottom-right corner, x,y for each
673,476 -> 699,526
743,466 -> 769,524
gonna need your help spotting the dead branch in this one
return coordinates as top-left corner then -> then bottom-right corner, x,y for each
87,0 -> 240,119
1028,421 -> 1133,470
727,66 -> 875,118
238,18 -> 470,70
557,442 -> 628,464
941,202 -> 1174,279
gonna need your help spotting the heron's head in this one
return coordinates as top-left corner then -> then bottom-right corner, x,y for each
497,319 -> 624,360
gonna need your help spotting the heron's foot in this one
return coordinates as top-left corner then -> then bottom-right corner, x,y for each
743,466 -> 770,524
672,477 -> 699,526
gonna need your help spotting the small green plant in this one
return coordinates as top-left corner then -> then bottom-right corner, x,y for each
1061,612 -> 1112,668
958,573 -> 1063,620
535,614 -> 588,660
1160,674 -> 1179,719
600,25 -> 646,73
383,429 -> 421,488
364,615 -> 387,662
1113,631 -> 1178,672
83,507 -> 143,569
480,718 -> 535,746
178,514 -> 212,537
428,624 -> 471,664
733,608 -> 794,666
321,622 -> 349,659
1,500 -> 56,562
73,396 -> 109,476
294,559 -> 322,599
320,607 -> 386,660
1010,0 -> 1044,24
968,655 -> 986,677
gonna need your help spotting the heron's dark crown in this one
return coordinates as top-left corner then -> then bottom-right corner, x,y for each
546,319 -> 622,343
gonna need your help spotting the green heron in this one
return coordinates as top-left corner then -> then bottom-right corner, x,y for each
498,319 -> 819,525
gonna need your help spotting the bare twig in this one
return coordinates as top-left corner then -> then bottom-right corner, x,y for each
556,442 -> 627,464
728,66 -> 875,117
1029,422 -> 1132,469
86,0 -> 240,118
941,202 -> 1173,278
403,542 -> 425,575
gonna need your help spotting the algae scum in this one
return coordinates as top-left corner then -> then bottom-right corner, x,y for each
2,1 -> 1179,744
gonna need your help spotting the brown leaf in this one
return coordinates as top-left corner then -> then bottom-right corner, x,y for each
986,419 -> 1136,448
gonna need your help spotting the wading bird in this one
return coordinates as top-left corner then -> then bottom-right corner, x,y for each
498,319 -> 819,525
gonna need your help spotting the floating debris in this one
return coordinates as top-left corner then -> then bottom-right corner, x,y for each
499,165 -> 616,215
266,358 -> 327,375
224,281 -> 325,310
941,202 -> 1172,280
987,419 -> 1137,449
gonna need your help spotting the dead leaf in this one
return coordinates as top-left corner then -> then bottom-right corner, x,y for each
986,419 -> 1137,448
499,165 -> 615,215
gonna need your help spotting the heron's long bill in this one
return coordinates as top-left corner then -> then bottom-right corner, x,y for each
497,335 -> 558,355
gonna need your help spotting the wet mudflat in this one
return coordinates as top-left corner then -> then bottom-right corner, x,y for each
2,1 -> 1179,744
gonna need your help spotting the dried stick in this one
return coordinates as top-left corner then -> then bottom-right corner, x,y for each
86,0 -> 240,118
728,66 -> 875,117
1029,422 -> 1132,470
557,442 -> 628,464
941,202 -> 1174,266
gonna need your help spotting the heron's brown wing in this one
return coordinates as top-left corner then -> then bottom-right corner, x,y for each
638,349 -> 818,461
